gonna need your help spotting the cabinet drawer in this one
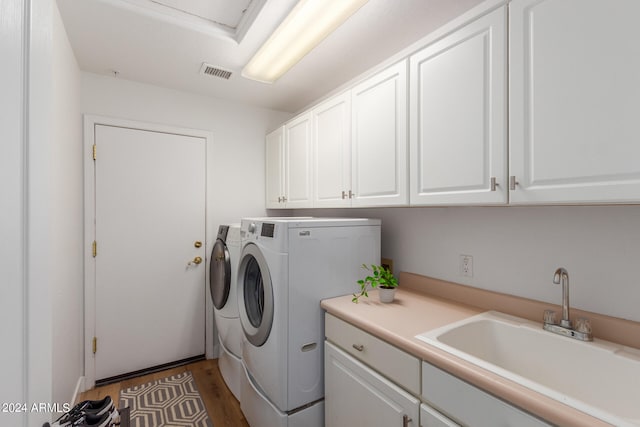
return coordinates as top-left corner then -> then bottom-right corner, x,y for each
325,313 -> 420,395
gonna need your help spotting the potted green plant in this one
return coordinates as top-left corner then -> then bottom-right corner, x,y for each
352,264 -> 399,303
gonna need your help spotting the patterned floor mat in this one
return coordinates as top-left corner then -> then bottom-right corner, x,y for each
120,371 -> 213,427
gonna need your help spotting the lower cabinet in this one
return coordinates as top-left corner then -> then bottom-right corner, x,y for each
421,361 -> 552,427
325,342 -> 419,427
421,403 -> 460,427
325,313 -> 554,427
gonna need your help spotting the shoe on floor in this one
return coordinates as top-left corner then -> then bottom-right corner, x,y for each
52,396 -> 118,427
60,411 -> 119,427
70,396 -> 115,417
68,412 -> 112,427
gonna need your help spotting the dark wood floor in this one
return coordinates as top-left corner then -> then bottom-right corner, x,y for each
78,359 -> 249,427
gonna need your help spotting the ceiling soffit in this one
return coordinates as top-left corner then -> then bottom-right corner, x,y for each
112,0 -> 267,42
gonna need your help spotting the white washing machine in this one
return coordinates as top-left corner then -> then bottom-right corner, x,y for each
237,217 -> 381,427
209,224 -> 242,401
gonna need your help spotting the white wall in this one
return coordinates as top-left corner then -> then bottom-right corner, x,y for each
1,1 -> 28,424
27,0 -> 54,420
2,0 -> 60,424
296,206 -> 640,323
81,72 -> 291,227
51,0 -> 83,409
0,0 -> 58,425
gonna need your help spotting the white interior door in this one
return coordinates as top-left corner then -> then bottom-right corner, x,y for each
93,124 -> 206,381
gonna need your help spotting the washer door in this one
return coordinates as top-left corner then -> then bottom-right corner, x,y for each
237,243 -> 274,347
209,238 -> 231,310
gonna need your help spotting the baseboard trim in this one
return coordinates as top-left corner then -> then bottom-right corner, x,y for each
71,376 -> 85,405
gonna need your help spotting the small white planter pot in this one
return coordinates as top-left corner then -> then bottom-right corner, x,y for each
378,287 -> 397,303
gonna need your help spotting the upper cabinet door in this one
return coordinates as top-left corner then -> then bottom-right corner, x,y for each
284,112 -> 313,208
265,126 -> 285,209
510,0 -> 640,204
312,92 -> 352,208
410,6 -> 507,206
351,61 -> 408,207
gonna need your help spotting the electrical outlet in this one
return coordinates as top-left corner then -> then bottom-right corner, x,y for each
460,255 -> 473,277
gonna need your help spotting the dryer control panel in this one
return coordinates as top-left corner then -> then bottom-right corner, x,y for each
260,223 -> 275,238
245,221 -> 275,238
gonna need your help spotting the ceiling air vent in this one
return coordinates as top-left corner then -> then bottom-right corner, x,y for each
200,63 -> 233,80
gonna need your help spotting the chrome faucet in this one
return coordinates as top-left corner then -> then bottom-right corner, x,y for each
553,267 -> 571,328
543,267 -> 592,341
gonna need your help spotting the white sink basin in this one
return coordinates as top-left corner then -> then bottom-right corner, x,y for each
416,311 -> 640,426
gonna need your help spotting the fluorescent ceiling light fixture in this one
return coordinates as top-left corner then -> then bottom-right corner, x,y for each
242,0 -> 369,83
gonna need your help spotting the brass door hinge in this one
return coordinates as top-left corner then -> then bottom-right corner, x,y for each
92,337 -> 97,354
92,241 -> 97,258
92,144 -> 97,160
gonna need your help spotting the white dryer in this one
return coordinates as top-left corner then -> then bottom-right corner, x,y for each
237,217 -> 381,427
209,224 -> 242,401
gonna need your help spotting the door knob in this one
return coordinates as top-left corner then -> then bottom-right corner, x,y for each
194,241 -> 202,248
187,256 -> 203,266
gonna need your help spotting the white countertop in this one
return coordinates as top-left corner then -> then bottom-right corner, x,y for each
321,286 -> 613,427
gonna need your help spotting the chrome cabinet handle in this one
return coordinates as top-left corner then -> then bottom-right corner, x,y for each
402,414 -> 412,427
490,177 -> 498,191
352,344 -> 364,352
342,190 -> 355,199
509,175 -> 519,191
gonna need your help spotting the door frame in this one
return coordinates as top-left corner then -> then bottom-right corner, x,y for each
83,115 -> 213,389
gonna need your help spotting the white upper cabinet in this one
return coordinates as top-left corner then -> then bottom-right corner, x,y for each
351,61 -> 409,207
410,6 -> 507,206
267,0 -> 640,209
312,92 -> 352,208
265,126 -> 285,209
265,113 -> 313,209
284,112 -> 313,208
509,0 -> 640,204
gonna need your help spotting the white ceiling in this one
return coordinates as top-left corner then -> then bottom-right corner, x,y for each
56,0 -> 484,113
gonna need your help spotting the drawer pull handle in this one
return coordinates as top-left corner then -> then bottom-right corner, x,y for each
402,414 -> 412,427
352,344 -> 364,352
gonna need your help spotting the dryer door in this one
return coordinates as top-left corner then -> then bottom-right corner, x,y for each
238,243 -> 274,346
209,238 -> 231,310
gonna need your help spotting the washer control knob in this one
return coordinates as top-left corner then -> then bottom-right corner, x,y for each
248,222 -> 257,233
